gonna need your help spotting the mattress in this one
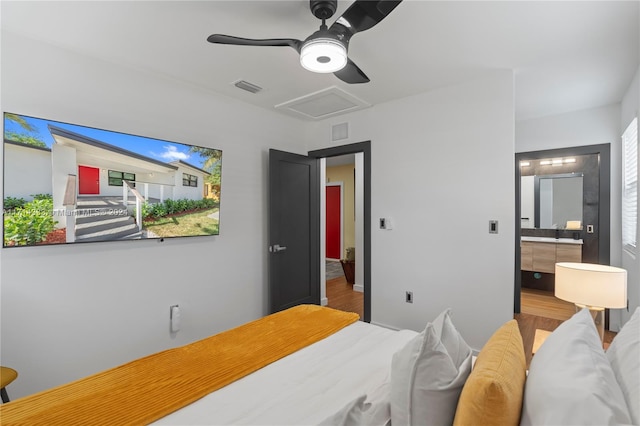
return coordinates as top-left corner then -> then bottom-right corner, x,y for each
154,321 -> 418,425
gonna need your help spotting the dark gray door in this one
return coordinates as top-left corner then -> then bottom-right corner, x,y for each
268,149 -> 320,313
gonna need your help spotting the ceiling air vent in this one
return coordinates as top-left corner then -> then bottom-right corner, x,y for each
233,79 -> 262,94
275,86 -> 370,120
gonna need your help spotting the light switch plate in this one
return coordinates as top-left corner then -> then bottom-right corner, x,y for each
489,220 -> 498,234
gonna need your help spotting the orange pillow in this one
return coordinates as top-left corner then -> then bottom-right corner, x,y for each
453,320 -> 526,426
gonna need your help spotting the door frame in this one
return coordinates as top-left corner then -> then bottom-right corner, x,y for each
325,182 -> 344,261
514,143 -> 611,314
309,141 -> 371,323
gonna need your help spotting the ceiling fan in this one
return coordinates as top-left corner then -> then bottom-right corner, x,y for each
207,0 -> 403,84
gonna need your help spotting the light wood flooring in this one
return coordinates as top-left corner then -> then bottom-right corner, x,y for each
517,288 -> 616,367
521,288 -> 576,321
326,276 -> 363,319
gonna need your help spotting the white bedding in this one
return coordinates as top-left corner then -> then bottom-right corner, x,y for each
154,321 -> 418,425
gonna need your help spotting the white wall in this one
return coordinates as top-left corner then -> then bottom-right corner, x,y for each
621,65 -> 640,327
172,166 -> 206,200
3,144 -> 52,200
51,144 -> 77,218
307,71 -> 516,351
516,104 -> 622,153
0,32 -> 307,398
516,103 -> 626,329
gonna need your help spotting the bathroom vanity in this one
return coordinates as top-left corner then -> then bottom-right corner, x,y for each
521,236 -> 583,273
521,237 -> 583,291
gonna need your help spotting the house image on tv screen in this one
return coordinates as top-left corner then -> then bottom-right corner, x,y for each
3,114 -> 222,247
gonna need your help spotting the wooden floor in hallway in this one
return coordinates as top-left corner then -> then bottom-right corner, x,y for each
326,275 -> 363,319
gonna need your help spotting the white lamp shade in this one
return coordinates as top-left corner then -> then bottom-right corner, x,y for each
300,38 -> 347,73
555,262 -> 627,308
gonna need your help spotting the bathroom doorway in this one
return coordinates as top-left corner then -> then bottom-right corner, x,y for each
514,144 -> 611,323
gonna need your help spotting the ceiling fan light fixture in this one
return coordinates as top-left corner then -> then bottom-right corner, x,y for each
300,38 -> 347,73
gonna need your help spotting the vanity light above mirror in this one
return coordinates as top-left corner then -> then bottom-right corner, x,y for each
520,158 -> 576,167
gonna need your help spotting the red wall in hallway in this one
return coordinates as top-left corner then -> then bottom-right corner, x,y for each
326,185 -> 341,259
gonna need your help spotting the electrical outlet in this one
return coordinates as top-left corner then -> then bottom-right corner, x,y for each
405,291 -> 413,303
489,220 -> 498,234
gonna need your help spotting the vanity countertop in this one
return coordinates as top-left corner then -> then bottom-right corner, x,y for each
521,236 -> 583,245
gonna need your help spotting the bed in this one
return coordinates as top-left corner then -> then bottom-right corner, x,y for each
0,304 -> 638,426
155,318 -> 416,425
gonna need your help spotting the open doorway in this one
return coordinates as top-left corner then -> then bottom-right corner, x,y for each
514,145 -> 616,361
322,154 -> 363,319
309,141 -> 371,322
515,145 -> 610,317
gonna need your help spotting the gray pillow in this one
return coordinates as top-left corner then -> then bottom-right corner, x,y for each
521,308 -> 631,425
606,307 -> 639,425
390,309 -> 472,426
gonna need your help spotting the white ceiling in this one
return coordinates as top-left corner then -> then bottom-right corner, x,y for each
2,1 -> 638,121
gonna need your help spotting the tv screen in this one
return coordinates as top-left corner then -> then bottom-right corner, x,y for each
3,112 -> 222,247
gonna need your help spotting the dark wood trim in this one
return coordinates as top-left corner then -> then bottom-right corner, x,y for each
309,141 -> 371,323
515,144 -> 611,319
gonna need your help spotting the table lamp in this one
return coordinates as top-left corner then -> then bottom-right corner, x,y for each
555,262 -> 627,343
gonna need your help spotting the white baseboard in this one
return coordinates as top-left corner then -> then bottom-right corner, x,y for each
353,283 -> 364,293
321,297 -> 328,306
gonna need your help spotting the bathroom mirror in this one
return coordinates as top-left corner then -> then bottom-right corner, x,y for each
521,173 -> 583,229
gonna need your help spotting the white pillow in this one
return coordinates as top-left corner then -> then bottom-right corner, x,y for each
390,309 -> 472,426
521,308 -> 632,426
319,380 -> 391,426
606,307 -> 640,425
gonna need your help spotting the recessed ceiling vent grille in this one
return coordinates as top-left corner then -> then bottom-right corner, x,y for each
275,86 -> 370,120
233,79 -> 262,94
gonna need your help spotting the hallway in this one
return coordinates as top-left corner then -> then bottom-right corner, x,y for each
326,275 -> 363,319
325,260 -> 363,319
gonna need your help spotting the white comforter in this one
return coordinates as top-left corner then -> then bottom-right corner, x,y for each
154,321 -> 417,425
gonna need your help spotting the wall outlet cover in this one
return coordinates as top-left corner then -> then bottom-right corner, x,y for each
405,291 -> 413,303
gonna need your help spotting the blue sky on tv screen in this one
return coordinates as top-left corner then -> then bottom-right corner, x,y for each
4,113 -> 213,170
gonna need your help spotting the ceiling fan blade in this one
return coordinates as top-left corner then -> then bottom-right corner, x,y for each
207,34 -> 302,52
330,0 -> 402,37
334,58 -> 370,84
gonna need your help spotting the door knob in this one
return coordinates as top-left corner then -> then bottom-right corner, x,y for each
269,244 -> 287,253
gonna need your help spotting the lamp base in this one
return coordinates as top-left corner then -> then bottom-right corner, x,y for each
575,304 -> 605,344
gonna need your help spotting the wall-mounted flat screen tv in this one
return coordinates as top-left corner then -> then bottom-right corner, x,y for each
3,112 -> 222,247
